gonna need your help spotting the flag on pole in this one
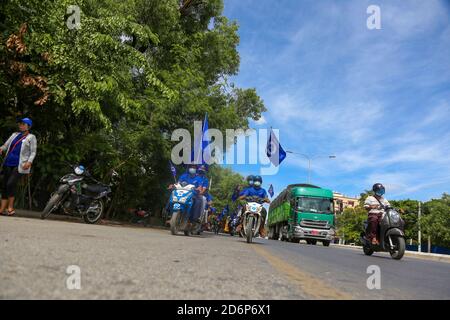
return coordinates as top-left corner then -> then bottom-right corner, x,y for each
169,161 -> 177,178
192,113 -> 211,165
266,128 -> 286,166
268,184 -> 274,197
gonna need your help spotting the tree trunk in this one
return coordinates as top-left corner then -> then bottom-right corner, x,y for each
428,236 -> 431,253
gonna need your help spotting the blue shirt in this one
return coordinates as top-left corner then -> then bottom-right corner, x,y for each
5,133 -> 24,167
241,186 -> 268,199
196,174 -> 209,188
238,186 -> 251,197
178,173 -> 201,187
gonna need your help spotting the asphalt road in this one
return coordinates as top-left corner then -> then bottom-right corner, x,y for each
1,216 -> 449,299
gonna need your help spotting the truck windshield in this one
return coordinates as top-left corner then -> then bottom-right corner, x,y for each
296,197 -> 333,214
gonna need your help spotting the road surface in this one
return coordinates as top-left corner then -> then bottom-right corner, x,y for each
1,216 -> 449,299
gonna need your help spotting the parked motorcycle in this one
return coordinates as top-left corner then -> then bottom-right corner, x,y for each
360,204 -> 406,260
241,196 -> 264,243
169,182 -> 195,236
130,208 -> 151,227
41,164 -> 118,224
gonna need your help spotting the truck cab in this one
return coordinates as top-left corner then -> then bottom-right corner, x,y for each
268,184 -> 335,246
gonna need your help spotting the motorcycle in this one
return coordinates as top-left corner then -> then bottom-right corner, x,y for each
130,208 -> 151,227
212,216 -> 222,234
228,214 -> 240,236
241,196 -> 264,243
41,164 -> 118,224
169,182 -> 195,236
360,204 -> 406,260
192,196 -> 209,236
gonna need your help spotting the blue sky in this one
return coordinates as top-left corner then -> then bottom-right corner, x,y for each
221,0 -> 450,201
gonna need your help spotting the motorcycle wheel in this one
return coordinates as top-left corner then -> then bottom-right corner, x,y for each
389,236 -> 405,260
41,194 -> 62,220
170,210 -> 182,235
363,245 -> 374,256
246,216 -> 254,244
83,200 -> 104,224
306,239 -> 317,245
322,241 -> 330,247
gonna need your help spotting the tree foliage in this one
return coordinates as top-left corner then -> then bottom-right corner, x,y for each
336,206 -> 366,244
0,0 -> 266,217
422,194 -> 450,247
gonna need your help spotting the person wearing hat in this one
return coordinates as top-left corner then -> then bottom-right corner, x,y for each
0,118 -> 37,216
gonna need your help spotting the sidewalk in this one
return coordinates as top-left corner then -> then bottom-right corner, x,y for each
331,243 -> 450,263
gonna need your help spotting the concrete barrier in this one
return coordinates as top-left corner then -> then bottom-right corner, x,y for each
331,243 -> 450,263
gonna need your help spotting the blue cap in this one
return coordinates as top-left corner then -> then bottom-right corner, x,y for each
18,118 -> 33,127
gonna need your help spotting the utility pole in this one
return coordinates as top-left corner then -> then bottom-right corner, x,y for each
285,151 -> 336,184
418,201 -> 421,253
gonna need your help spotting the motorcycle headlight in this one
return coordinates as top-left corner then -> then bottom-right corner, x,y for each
390,210 -> 400,223
179,196 -> 188,204
74,166 -> 85,175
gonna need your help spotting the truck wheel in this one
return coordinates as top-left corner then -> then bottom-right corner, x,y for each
322,240 -> 330,247
307,239 -> 317,245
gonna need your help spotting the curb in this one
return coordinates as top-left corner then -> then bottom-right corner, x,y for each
12,209 -> 169,230
331,243 -> 450,263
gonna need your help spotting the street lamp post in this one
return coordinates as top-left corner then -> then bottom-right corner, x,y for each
285,151 -> 336,184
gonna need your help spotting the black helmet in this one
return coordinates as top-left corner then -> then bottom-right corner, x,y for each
372,183 -> 385,196
253,176 -> 262,187
246,175 -> 255,183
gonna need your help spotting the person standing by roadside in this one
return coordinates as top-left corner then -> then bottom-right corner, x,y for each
0,118 -> 37,216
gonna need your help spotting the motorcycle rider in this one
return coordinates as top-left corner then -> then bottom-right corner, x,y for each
231,175 -> 254,202
236,175 -> 270,237
195,164 -> 209,223
364,183 -> 390,245
169,164 -> 203,224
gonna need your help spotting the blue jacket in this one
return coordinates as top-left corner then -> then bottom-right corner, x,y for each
241,186 -> 268,199
178,173 -> 201,187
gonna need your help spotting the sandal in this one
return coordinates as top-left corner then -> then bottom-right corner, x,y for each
7,209 -> 16,216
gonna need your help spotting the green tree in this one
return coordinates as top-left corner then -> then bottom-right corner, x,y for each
0,0 -> 266,218
389,199 -> 420,241
336,206 -> 367,244
207,165 -> 245,212
421,194 -> 450,248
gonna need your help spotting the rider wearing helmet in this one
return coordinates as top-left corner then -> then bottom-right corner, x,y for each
195,164 -> 209,224
176,164 -> 200,187
364,183 -> 391,245
237,175 -> 270,237
168,164 -> 204,224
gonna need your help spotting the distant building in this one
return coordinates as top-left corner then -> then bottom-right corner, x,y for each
333,192 -> 359,214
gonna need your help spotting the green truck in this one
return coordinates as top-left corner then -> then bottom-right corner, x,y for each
268,184 -> 335,246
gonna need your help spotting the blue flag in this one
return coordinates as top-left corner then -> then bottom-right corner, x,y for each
268,184 -> 274,197
266,128 -> 286,166
192,113 -> 211,165
169,161 -> 177,178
